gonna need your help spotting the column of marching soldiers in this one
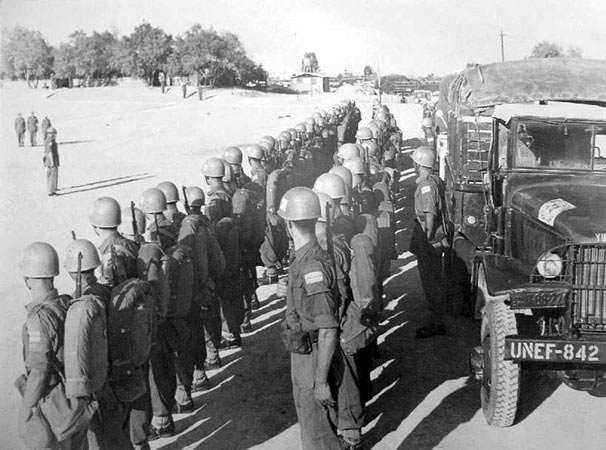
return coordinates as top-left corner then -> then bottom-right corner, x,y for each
17,99 -> 406,450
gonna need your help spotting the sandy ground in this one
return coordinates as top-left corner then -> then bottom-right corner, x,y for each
1,82 -> 605,449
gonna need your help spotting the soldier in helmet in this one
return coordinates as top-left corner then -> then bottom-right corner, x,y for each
41,115 -> 51,141
89,196 -> 140,288
16,242 -> 89,450
27,112 -> 39,146
329,165 -> 354,218
43,127 -> 60,196
409,146 -> 448,338
223,146 -> 251,188
314,172 -> 354,243
157,181 -> 186,229
203,157 -> 232,224
119,205 -> 146,245
278,187 -> 341,450
247,144 -> 268,189
15,113 -> 26,146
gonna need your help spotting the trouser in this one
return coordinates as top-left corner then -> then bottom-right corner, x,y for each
149,318 -> 193,416
17,131 -> 25,146
30,130 -> 37,146
410,221 -> 446,317
187,302 -> 207,370
47,167 -> 58,194
335,349 -> 364,432
201,300 -> 222,364
291,346 -> 341,450
88,385 -> 150,450
219,280 -> 243,341
260,221 -> 288,268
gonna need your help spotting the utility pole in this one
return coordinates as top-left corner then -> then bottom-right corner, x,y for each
499,30 -> 506,62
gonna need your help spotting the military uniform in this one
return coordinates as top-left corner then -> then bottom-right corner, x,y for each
409,171 -> 447,320
164,208 -> 186,230
19,290 -> 90,450
41,117 -> 51,140
15,115 -> 26,146
27,113 -> 39,146
43,137 -> 60,195
285,239 -> 341,450
97,233 -> 140,288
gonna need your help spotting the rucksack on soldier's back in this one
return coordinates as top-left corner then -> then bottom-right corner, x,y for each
232,188 -> 265,247
99,242 -> 138,287
165,244 -> 193,318
107,278 -> 154,401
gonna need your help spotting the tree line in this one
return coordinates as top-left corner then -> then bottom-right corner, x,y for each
1,23 -> 267,88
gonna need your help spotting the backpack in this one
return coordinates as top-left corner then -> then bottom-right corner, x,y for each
107,279 -> 154,396
99,242 -> 138,287
205,190 -> 232,223
165,244 -> 193,317
63,294 -> 109,398
232,188 -> 265,247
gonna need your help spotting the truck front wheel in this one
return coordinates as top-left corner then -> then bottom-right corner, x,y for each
481,299 -> 520,427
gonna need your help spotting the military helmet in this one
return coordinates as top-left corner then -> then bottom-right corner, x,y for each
344,157 -> 366,175
141,188 -> 167,214
329,165 -> 353,194
223,146 -> 243,165
295,123 -> 306,134
185,186 -> 205,208
259,136 -> 275,150
278,131 -> 291,144
304,117 -> 316,126
312,111 -> 322,120
337,143 -> 360,160
278,187 -> 320,221
375,111 -> 389,122
119,205 -> 146,236
316,192 -> 333,223
367,123 -> 380,138
20,242 -> 59,278
202,157 -> 226,178
422,117 -> 434,128
304,122 -> 315,134
89,196 -> 121,228
356,127 -> 373,140
247,144 -> 266,161
156,181 -> 179,203
313,173 -> 346,200
64,239 -> 100,272
411,146 -> 436,168
288,128 -> 299,140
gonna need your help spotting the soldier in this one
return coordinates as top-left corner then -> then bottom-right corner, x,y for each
27,112 -> 39,146
119,204 -> 146,245
16,242 -> 90,450
223,146 -> 251,188
247,144 -> 268,188
409,146 -> 448,338
178,186 -> 225,389
89,196 -> 140,288
278,187 -> 341,450
156,181 -> 186,229
43,127 -> 60,196
41,115 -> 51,140
15,113 -> 26,146
222,160 -> 237,196
329,165 -> 354,217
138,188 -> 194,439
203,157 -> 232,224
335,143 -> 360,167
313,172 -> 354,243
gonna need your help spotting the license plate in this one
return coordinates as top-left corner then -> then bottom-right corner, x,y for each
504,337 -> 606,364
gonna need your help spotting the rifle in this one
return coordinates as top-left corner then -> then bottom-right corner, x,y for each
130,201 -> 138,239
75,251 -> 82,298
71,230 -> 76,240
325,201 -> 345,317
153,214 -> 161,245
182,186 -> 190,214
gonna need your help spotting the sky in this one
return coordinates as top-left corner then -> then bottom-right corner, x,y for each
2,0 -> 605,78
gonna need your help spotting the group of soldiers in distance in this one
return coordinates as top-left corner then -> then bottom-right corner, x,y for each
17,98 -> 410,450
15,112 -> 61,195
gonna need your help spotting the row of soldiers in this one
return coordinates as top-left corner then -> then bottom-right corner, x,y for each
16,98 -> 407,450
15,112 -> 52,147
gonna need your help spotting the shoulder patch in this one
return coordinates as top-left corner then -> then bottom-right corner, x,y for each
304,271 -> 324,285
421,185 -> 431,195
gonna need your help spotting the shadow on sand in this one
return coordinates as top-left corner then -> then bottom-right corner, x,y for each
57,173 -> 154,195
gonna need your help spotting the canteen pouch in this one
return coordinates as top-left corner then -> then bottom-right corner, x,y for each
280,319 -> 312,354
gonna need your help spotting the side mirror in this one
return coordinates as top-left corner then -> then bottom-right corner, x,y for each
482,172 -> 491,192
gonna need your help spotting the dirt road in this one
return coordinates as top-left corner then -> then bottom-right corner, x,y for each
1,83 -> 604,449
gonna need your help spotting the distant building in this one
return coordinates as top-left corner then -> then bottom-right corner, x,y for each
290,72 -> 330,94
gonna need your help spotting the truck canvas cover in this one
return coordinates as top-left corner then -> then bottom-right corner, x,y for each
442,59 -> 606,110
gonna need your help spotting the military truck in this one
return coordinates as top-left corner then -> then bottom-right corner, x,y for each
437,59 -> 606,427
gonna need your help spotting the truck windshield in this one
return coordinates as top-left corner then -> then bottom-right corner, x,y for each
513,120 -> 606,171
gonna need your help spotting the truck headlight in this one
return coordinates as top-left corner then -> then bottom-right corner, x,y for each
536,252 -> 563,279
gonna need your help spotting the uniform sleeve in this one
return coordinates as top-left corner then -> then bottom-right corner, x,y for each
419,181 -> 439,216
24,313 -> 53,372
302,262 -> 339,329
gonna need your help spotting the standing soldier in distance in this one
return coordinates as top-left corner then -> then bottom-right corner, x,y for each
41,115 -> 51,141
43,127 -> 60,196
16,242 -> 89,449
409,146 -> 448,338
27,112 -> 39,147
278,187 -> 341,450
15,113 -> 26,146
157,181 -> 186,229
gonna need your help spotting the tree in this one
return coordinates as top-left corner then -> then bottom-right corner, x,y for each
302,52 -> 319,73
530,41 -> 564,58
120,23 -> 172,85
363,65 -> 375,78
2,26 -> 53,86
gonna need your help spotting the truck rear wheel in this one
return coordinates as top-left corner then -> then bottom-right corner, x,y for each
481,299 -> 520,427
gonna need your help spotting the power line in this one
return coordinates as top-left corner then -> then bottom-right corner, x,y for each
499,30 -> 506,62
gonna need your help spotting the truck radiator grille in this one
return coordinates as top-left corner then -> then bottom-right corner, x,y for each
571,245 -> 606,330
